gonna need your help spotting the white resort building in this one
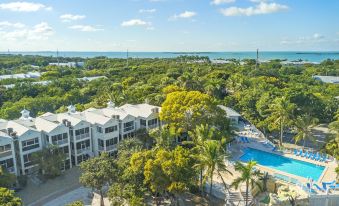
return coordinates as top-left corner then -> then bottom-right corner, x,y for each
0,102 -> 161,176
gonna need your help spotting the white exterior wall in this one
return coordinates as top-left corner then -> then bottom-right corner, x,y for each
44,126 -> 72,169
17,131 -> 43,175
91,119 -> 120,156
0,137 -> 18,175
70,121 -> 92,166
120,115 -> 137,139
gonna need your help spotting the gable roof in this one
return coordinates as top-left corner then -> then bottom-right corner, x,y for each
82,110 -> 114,125
119,103 -> 160,118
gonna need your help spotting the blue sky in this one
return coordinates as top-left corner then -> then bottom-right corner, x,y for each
0,0 -> 338,51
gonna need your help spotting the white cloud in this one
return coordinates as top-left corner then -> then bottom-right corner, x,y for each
170,11 -> 197,20
0,2 -> 52,12
0,22 -> 53,41
69,25 -> 103,32
0,21 -> 25,29
280,33 -> 326,45
121,19 -> 151,27
211,0 -> 235,5
220,2 -> 288,16
60,14 -> 86,22
139,8 -> 156,13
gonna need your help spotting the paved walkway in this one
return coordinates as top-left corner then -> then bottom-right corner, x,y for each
45,187 -> 92,206
17,167 -> 82,206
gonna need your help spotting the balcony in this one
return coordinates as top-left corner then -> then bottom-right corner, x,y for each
98,145 -> 117,151
123,126 -> 134,133
106,145 -> 117,151
75,133 -> 90,141
0,150 -> 12,159
77,147 -> 91,154
22,144 -> 40,152
98,145 -> 105,151
148,124 -> 158,129
24,161 -> 36,168
52,139 -> 68,146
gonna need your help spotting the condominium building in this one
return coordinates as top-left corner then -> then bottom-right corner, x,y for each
0,102 -> 161,176
35,113 -> 72,170
82,107 -> 120,157
1,110 -> 43,175
0,128 -> 17,175
56,106 -> 92,166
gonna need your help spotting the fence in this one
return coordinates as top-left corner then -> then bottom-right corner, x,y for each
310,194 -> 339,206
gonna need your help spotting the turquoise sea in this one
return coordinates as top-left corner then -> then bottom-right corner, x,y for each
1,51 -> 339,63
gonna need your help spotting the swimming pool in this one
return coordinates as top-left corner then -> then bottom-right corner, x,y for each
240,147 -> 325,181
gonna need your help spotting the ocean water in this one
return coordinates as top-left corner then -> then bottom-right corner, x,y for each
1,51 -> 339,63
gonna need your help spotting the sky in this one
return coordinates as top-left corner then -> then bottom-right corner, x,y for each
0,0 -> 338,52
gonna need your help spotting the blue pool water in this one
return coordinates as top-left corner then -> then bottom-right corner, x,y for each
240,147 -> 325,181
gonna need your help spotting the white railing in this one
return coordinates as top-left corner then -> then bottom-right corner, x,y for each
52,138 -> 68,145
106,145 -> 117,151
123,126 -> 134,132
75,133 -> 90,141
77,147 -> 91,154
0,150 -> 12,158
98,145 -> 105,151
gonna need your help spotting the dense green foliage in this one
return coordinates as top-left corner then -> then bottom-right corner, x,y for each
1,54 -> 339,203
32,145 -> 67,178
0,187 -> 22,206
1,55 -> 338,138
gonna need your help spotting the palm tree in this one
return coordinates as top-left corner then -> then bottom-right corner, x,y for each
326,111 -> 339,158
293,114 -> 318,148
195,140 -> 232,197
268,96 -> 296,146
329,111 -> 339,138
189,124 -> 216,194
231,161 -> 262,206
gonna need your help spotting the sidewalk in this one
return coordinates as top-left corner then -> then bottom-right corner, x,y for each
17,167 -> 82,206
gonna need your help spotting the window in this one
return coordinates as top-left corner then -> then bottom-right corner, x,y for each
77,154 -> 89,164
0,144 -> 11,153
23,153 -> 35,167
123,121 -> 134,132
51,133 -> 68,145
23,153 -> 32,163
106,137 -> 118,147
98,139 -> 104,147
140,119 -> 146,126
75,127 -> 90,140
76,139 -> 90,150
97,126 -> 103,133
57,146 -> 69,155
22,138 -> 39,151
105,125 -> 118,133
46,135 -> 49,143
0,158 -> 14,169
148,118 -> 158,126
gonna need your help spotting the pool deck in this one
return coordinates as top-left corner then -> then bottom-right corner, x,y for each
229,138 -> 338,194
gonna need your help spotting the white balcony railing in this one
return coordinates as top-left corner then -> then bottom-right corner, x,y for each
0,150 -> 12,158
98,145 -> 117,151
77,147 -> 91,154
106,145 -> 117,151
75,133 -> 90,141
52,138 -> 68,146
123,126 -> 134,132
